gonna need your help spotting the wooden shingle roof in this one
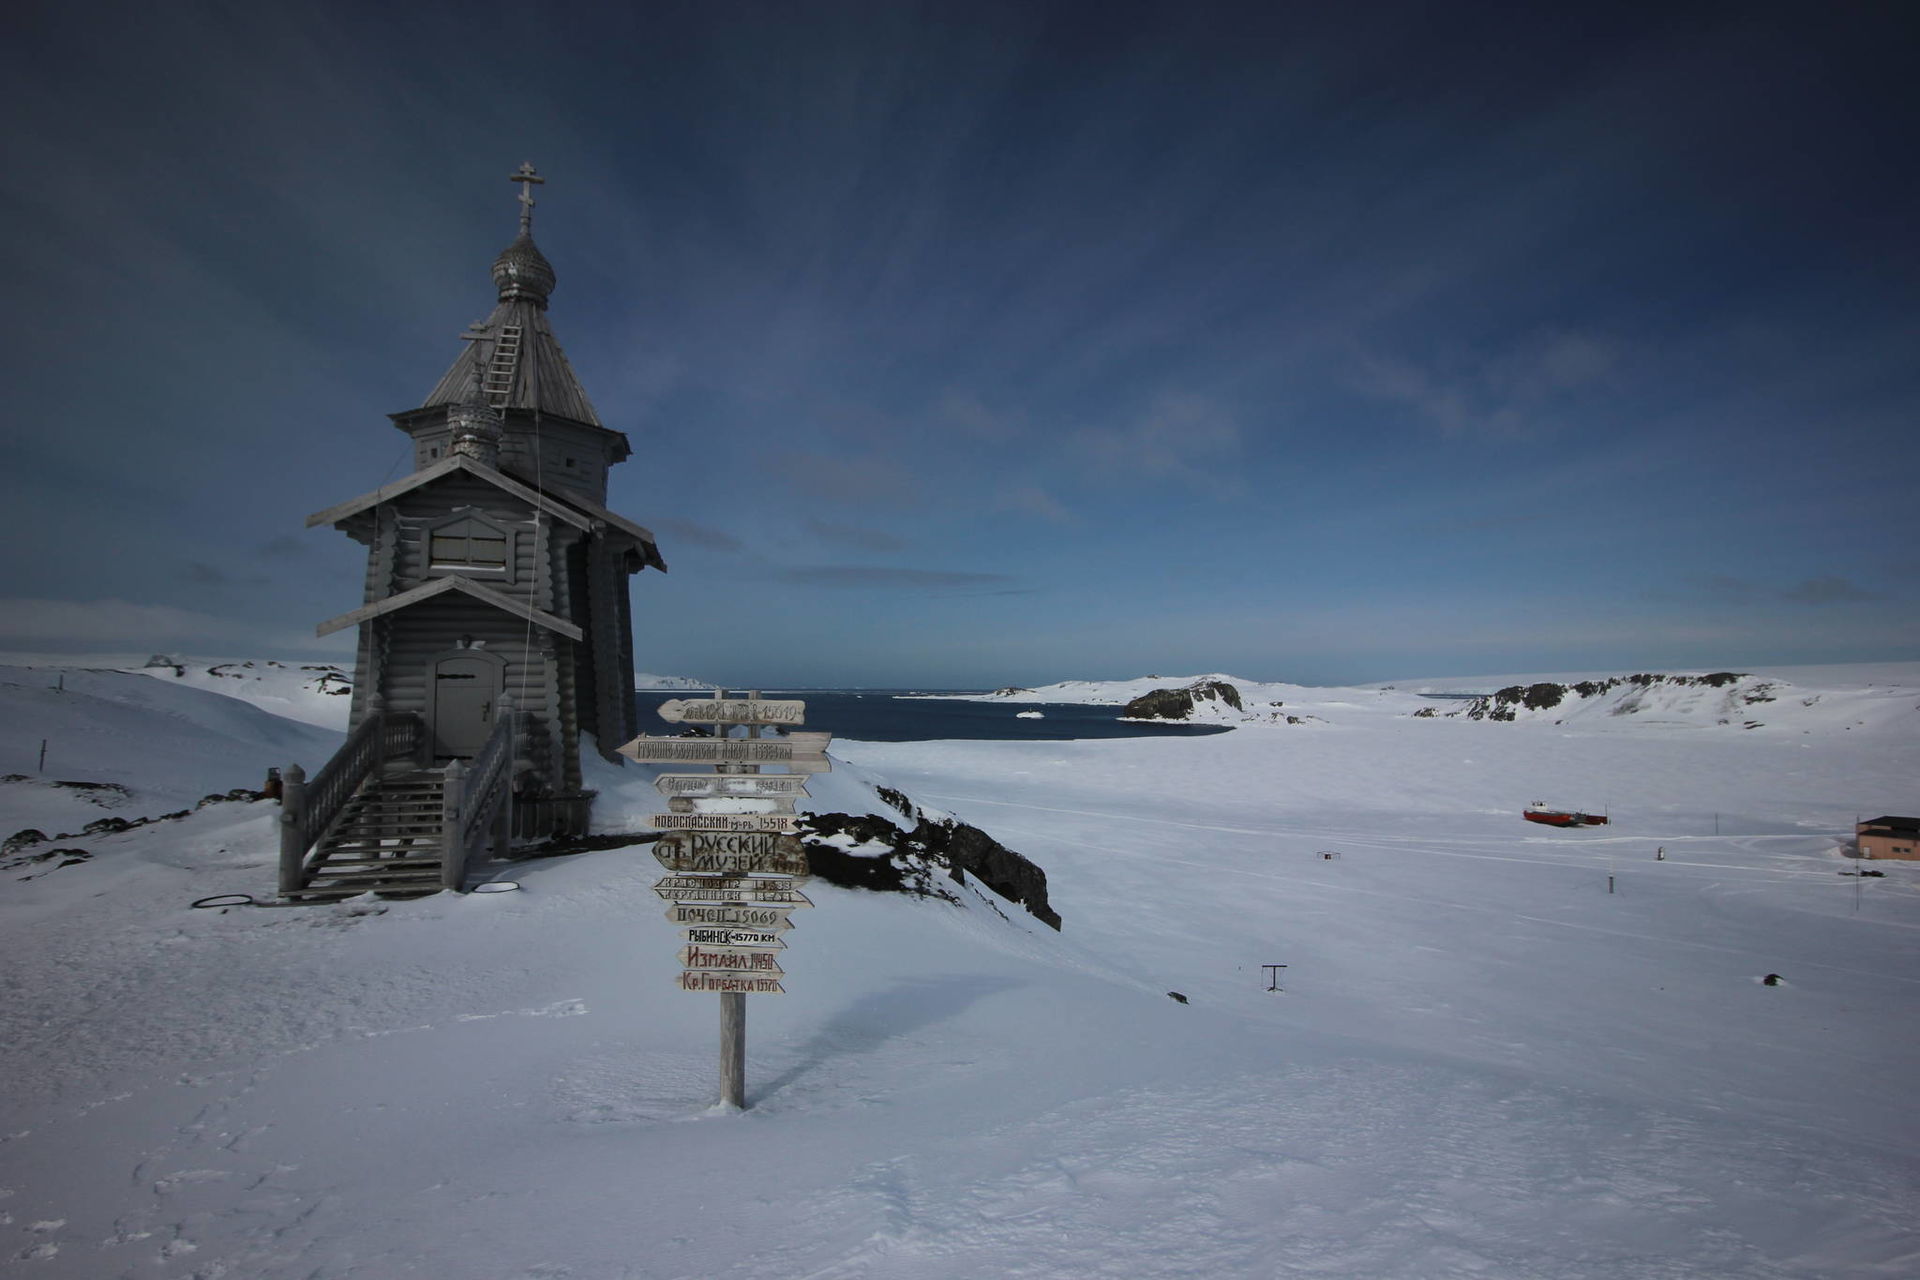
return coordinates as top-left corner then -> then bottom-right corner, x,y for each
420,288 -> 603,427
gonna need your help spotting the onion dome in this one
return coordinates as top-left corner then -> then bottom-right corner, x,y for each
447,395 -> 504,467
492,233 -> 556,306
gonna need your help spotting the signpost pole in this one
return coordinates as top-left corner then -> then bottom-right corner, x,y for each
720,991 -> 746,1108
719,688 -> 755,1109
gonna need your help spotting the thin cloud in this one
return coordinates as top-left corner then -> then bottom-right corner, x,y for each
774,567 -> 1016,590
1074,392 -> 1241,491
1353,331 -> 1620,439
0,598 -> 346,654
648,517 -> 744,553
996,485 -> 1074,525
1780,576 -> 1876,605
804,520 -> 906,553
772,453 -> 921,507
1672,574 -> 1878,606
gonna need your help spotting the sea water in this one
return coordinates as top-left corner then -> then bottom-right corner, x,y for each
632,690 -> 1232,743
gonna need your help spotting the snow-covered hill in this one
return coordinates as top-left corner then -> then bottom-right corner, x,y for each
130,656 -> 355,729
1,658 -> 1916,1277
922,665 -> 1920,735
634,671 -> 716,691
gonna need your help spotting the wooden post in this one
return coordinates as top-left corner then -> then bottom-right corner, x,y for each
441,758 -> 467,890
278,763 -> 308,895
719,991 -> 746,1108
718,689 -> 757,1109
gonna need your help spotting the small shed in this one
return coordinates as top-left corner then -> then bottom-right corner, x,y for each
1857,816 -> 1920,860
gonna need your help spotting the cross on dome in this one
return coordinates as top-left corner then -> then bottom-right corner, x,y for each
511,162 -> 544,234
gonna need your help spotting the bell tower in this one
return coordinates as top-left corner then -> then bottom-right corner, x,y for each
300,166 -> 666,856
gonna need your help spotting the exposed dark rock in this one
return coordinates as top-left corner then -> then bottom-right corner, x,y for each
990,686 -> 1033,698
1123,679 -> 1243,721
6,846 -> 91,878
197,787 -> 265,809
801,800 -> 1061,931
1465,672 -> 1755,721
3,829 -> 47,855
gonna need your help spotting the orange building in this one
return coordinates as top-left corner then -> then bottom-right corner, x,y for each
1857,816 -> 1920,860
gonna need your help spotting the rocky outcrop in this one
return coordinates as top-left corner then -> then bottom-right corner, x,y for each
1464,672 -> 1753,721
800,787 -> 1061,930
1122,679 -> 1244,720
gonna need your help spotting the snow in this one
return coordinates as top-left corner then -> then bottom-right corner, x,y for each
1,658 -> 1916,1277
634,672 -> 717,691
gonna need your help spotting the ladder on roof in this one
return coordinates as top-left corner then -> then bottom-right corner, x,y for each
482,324 -> 524,408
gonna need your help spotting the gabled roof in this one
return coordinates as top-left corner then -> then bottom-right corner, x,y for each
315,575 -> 583,641
307,454 -> 585,531
308,454 -> 664,569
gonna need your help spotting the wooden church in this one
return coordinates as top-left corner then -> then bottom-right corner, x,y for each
279,166 -> 665,900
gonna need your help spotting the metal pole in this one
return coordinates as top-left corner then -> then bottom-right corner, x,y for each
719,991 -> 746,1108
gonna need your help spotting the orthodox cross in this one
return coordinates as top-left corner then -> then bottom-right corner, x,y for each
511,162 -> 544,234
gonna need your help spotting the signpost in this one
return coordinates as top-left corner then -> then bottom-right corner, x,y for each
655,773 -> 811,799
658,698 -> 807,726
662,903 -> 796,930
621,689 -> 830,1110
618,734 -> 829,767
647,811 -> 804,834
654,833 -> 811,877
682,926 -> 785,949
650,877 -> 813,905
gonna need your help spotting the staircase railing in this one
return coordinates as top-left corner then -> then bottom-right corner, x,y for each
279,696 -> 423,895
440,695 -> 519,891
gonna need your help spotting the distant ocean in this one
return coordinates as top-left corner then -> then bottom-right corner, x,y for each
631,690 -> 1232,743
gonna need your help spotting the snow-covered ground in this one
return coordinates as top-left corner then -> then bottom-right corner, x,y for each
1,660 -> 1916,1278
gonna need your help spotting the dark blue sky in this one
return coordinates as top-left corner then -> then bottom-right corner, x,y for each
4,1 -> 1916,686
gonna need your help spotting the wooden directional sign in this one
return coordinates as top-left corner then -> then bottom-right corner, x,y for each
654,833 -> 810,877
666,795 -> 795,815
649,812 -> 803,834
619,734 -> 830,768
663,903 -> 796,930
651,877 -> 814,906
655,773 -> 811,799
677,972 -> 785,995
681,926 -> 787,950
680,946 -> 784,975
659,698 -> 806,726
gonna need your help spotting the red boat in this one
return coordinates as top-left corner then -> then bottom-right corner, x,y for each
1523,802 -> 1609,827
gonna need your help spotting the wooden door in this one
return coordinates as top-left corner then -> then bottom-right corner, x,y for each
432,654 -> 502,757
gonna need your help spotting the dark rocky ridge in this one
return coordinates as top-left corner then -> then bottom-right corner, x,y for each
800,786 -> 1061,930
1462,672 -> 1762,721
1123,679 -> 1243,720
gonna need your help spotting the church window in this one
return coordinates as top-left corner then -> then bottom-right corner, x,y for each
428,514 -> 511,573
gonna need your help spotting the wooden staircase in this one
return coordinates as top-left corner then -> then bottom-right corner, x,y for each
286,770 -> 450,901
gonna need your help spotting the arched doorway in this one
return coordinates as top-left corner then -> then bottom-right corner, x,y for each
429,648 -> 506,758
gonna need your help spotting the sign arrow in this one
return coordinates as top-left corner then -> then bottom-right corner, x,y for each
654,834 -> 810,877
659,698 -> 807,726
649,812 -> 803,834
677,972 -> 785,995
680,926 -> 787,950
680,946 -> 784,975
655,773 -> 812,799
663,903 -> 797,930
